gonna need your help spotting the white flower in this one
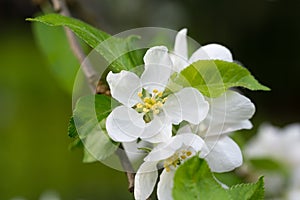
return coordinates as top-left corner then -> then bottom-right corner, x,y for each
106,46 -> 209,143
134,133 -> 205,200
244,123 -> 300,198
245,123 -> 300,168
179,90 -> 255,172
170,28 -> 233,72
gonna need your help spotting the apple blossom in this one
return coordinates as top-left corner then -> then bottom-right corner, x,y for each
106,46 -> 209,143
134,133 -> 205,200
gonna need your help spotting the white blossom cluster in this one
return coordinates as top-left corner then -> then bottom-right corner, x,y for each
105,29 -> 256,200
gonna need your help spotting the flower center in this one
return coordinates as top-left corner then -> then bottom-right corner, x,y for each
135,89 -> 167,122
163,150 -> 192,172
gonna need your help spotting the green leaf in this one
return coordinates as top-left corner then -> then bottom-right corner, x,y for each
32,22 -> 81,94
213,171 -> 243,187
173,156 -> 231,200
227,177 -> 264,200
70,94 -> 119,162
68,117 -> 78,138
249,158 -> 286,171
173,60 -> 270,97
27,14 -> 144,72
173,156 -> 265,200
68,137 -> 83,151
68,117 -> 83,150
81,119 -> 118,163
83,147 -> 98,163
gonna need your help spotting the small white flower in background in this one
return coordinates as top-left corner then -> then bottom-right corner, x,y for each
245,123 -> 300,168
134,133 -> 205,200
178,90 -> 255,173
170,28 -> 233,72
106,46 -> 209,143
39,191 -> 60,200
244,123 -> 300,199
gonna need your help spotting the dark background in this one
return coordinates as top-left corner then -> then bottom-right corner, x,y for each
0,0 -> 299,199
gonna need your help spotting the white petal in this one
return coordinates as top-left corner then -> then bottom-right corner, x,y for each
122,140 -> 151,169
203,90 -> 255,136
106,106 -> 145,142
174,28 -> 188,60
157,169 -> 175,200
144,139 -> 180,162
170,28 -> 190,72
163,87 -> 209,125
189,43 -> 233,63
140,115 -> 172,143
177,124 -> 193,135
201,136 -> 242,172
142,124 -> 172,144
141,46 -> 173,92
178,133 -> 205,152
107,71 -> 141,107
134,161 -> 158,200
145,133 -> 204,162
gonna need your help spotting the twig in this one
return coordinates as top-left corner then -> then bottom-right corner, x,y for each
116,144 -> 136,193
51,0 -> 98,92
49,0 -> 136,195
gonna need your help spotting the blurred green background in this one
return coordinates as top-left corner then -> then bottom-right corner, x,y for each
0,0 -> 299,199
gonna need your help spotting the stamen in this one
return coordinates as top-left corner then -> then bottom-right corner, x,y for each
186,151 -> 192,157
163,149 -> 193,172
135,88 -> 166,116
153,109 -> 160,114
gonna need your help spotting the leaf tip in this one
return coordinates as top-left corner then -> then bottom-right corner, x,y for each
25,18 -> 35,22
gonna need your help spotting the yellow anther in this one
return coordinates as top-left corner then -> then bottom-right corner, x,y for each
145,103 -> 152,109
180,155 -> 187,159
136,103 -> 143,108
162,97 -> 168,103
165,167 -> 170,172
186,151 -> 192,157
135,89 -> 167,116
153,109 -> 160,114
143,97 -> 150,103
143,108 -> 149,113
150,98 -> 156,104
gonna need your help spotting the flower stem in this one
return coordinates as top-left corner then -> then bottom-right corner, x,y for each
51,0 -> 99,92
